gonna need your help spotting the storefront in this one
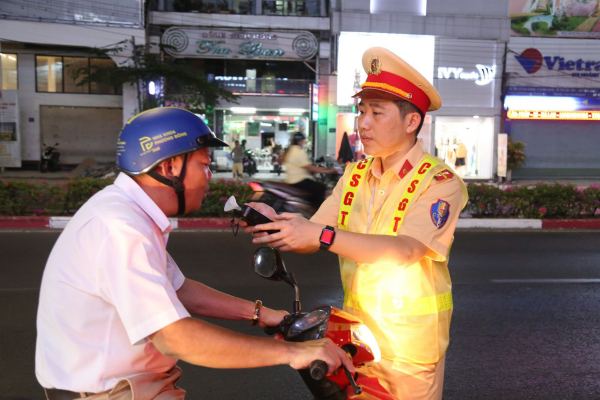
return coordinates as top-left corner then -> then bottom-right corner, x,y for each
159,27 -> 318,158
504,37 -> 600,178
432,38 -> 500,180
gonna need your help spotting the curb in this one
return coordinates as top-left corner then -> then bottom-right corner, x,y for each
0,217 -> 599,230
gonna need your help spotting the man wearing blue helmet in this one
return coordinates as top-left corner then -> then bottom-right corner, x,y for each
35,107 -> 354,400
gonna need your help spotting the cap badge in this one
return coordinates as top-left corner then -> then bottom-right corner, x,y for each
369,57 -> 382,75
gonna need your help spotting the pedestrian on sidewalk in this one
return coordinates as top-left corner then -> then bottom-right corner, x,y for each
35,108 -> 354,400
231,140 -> 244,181
243,47 -> 469,400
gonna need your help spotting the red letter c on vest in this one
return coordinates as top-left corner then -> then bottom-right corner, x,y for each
418,163 -> 432,175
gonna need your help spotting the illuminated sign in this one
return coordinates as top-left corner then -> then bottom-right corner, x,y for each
507,110 -> 600,120
311,84 -> 319,121
437,65 -> 496,85
514,47 -> 600,77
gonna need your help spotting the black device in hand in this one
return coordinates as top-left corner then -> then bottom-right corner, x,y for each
240,205 -> 279,235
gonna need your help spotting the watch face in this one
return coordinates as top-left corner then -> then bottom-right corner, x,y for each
321,229 -> 334,245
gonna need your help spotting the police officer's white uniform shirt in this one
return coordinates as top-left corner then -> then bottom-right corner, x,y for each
36,173 -> 191,393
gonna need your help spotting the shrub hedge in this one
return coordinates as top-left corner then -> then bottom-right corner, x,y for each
0,177 -> 254,218
1,178 -> 599,219
466,183 -> 600,219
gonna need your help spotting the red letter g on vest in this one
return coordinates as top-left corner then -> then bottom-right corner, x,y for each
344,192 -> 354,206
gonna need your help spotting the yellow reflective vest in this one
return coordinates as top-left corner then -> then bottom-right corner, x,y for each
337,153 -> 468,364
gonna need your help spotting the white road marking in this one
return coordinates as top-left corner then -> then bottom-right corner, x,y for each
492,279 -> 600,283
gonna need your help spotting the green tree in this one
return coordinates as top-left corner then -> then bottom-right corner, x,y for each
75,38 -> 237,114
507,136 -> 526,171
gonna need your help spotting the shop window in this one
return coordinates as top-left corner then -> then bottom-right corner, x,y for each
1,53 -> 18,90
36,56 -> 121,94
90,58 -> 122,94
64,57 -> 90,94
36,56 -> 64,93
434,116 -> 494,179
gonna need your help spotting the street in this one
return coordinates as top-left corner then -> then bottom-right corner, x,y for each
1,229 -> 600,399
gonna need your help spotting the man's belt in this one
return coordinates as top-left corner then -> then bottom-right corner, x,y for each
45,388 -> 90,400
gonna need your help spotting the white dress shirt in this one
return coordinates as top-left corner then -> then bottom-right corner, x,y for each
36,173 -> 191,393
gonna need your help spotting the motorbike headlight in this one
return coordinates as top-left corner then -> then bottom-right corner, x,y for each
352,324 -> 381,363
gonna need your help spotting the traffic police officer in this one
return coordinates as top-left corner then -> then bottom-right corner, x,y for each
35,107 -> 354,400
245,47 -> 469,399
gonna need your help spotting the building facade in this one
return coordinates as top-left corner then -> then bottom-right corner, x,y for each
0,1 -> 145,167
149,0 -> 330,163
504,36 -> 600,178
324,0 -> 510,180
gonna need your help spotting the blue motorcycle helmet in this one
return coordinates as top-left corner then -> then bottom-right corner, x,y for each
117,107 -> 228,215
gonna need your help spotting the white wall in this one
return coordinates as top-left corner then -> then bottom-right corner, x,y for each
16,54 -> 123,161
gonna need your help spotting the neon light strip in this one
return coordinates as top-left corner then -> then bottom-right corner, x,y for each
507,110 -> 600,121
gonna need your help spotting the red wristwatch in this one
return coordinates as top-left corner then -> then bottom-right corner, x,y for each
319,226 -> 336,251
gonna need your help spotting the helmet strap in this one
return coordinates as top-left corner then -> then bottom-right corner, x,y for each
147,153 -> 189,216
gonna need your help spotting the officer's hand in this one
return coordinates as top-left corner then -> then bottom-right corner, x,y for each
240,203 -> 278,238
251,213 -> 323,254
258,308 -> 288,328
288,338 -> 356,375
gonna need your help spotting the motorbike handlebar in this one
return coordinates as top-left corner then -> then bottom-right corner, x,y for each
309,360 -> 328,381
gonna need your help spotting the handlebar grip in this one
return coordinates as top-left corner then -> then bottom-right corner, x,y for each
309,360 -> 328,381
263,326 -> 279,335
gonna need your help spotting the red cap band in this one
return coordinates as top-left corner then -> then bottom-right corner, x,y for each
361,71 -> 431,115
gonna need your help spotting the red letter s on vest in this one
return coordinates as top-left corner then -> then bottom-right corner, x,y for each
349,174 -> 361,187
407,180 -> 419,193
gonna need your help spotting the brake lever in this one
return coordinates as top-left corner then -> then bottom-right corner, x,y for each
344,366 -> 362,395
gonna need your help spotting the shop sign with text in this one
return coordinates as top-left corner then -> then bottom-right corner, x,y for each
507,37 -> 600,89
162,28 -> 318,61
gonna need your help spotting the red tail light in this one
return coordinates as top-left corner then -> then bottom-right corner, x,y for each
249,182 -> 264,191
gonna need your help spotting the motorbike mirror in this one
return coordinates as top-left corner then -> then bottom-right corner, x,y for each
253,247 -> 286,280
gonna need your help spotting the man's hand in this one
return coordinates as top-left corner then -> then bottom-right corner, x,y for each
258,308 -> 288,328
289,338 -> 356,375
251,213 -> 324,253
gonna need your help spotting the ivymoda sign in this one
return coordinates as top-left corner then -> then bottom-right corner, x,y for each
162,28 -> 318,61
437,65 -> 497,85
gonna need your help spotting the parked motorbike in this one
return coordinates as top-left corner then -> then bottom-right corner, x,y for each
243,150 -> 258,177
252,247 -> 396,400
40,143 -> 60,173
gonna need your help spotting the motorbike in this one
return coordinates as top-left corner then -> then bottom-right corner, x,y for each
271,151 -> 283,175
243,150 -> 258,177
40,142 -> 60,172
252,247 -> 396,400
247,180 -> 316,219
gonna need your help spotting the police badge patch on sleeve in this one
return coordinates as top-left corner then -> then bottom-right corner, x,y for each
431,200 -> 450,229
